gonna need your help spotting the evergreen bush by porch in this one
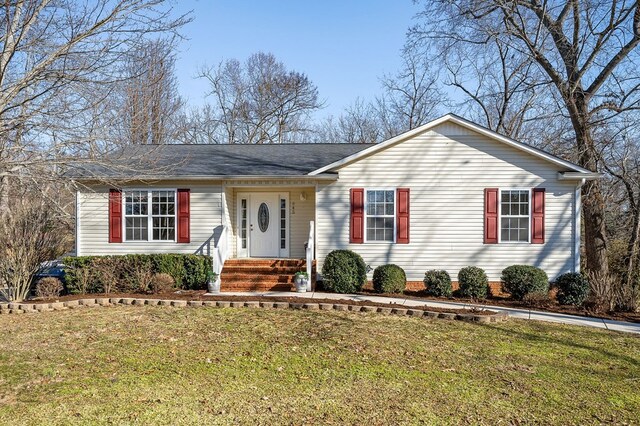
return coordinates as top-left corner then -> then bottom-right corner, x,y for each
372,264 -> 406,293
555,272 -> 590,306
321,250 -> 367,294
458,266 -> 489,299
501,265 -> 549,301
423,270 -> 453,297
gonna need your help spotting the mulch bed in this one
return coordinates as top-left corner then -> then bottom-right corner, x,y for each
390,290 -> 640,324
26,291 -> 495,315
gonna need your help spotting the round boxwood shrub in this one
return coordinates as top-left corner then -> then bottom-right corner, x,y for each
423,270 -> 452,297
372,264 -> 406,294
321,250 -> 367,294
555,272 -> 589,306
501,265 -> 549,301
458,266 -> 489,299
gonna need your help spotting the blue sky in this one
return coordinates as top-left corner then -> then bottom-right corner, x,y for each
172,0 -> 419,119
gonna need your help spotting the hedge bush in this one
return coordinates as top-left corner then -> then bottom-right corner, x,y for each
151,273 -> 176,294
35,277 -> 63,300
372,264 -> 406,294
321,250 -> 367,294
423,270 -> 452,297
501,265 -> 549,301
458,266 -> 489,299
555,272 -> 590,306
63,254 -> 212,294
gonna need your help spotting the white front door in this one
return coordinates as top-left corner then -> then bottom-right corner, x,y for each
249,194 -> 280,257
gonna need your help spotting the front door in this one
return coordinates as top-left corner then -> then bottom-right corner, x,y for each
249,194 -> 280,257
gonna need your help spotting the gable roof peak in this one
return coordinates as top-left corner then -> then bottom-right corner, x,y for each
308,114 -> 595,176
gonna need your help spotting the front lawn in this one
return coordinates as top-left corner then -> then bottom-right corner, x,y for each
0,307 -> 638,425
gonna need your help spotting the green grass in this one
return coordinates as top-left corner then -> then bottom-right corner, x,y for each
0,306 -> 638,425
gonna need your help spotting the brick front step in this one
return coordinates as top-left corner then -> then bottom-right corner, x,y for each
222,284 -> 295,292
220,274 -> 296,284
224,259 -> 308,267
220,258 -> 316,292
221,266 -> 312,274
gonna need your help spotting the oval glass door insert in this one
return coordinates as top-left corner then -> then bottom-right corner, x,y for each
258,203 -> 269,232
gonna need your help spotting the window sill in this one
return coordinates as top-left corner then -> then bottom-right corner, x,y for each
122,240 -> 178,243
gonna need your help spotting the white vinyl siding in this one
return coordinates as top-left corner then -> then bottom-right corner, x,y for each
78,181 -> 222,255
315,122 -> 578,282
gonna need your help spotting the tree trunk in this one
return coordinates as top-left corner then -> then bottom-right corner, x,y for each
0,176 -> 9,213
582,179 -> 609,277
571,97 -> 610,279
626,206 -> 640,287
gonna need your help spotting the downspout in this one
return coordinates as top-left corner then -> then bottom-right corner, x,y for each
75,188 -> 81,257
573,179 -> 585,273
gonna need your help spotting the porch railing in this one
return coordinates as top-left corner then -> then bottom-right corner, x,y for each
306,221 -> 315,291
212,225 -> 229,286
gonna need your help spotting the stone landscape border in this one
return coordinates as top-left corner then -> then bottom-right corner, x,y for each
0,297 -> 509,323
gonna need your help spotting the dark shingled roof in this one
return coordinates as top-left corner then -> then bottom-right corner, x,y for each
68,143 -> 376,179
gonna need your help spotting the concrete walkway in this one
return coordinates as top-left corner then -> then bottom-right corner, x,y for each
208,290 -> 640,334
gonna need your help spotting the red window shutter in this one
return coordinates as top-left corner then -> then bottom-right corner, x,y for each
484,188 -> 499,244
532,188 -> 545,244
350,188 -> 364,243
396,188 -> 410,244
177,189 -> 191,243
109,189 -> 122,243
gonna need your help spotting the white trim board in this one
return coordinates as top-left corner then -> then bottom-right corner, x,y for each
308,113 -> 596,177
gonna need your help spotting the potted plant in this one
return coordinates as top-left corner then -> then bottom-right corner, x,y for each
294,271 -> 308,293
207,271 -> 220,293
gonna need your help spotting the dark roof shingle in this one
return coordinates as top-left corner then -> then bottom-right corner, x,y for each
68,143 -> 375,179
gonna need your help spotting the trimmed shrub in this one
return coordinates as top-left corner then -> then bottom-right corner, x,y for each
372,264 -> 406,294
151,273 -> 176,294
423,270 -> 452,297
501,265 -> 549,301
35,277 -> 63,299
63,254 -> 212,294
555,272 -> 590,306
321,250 -> 367,294
458,266 -> 489,299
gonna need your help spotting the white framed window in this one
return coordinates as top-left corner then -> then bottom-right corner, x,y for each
124,189 -> 176,242
365,189 -> 395,242
500,189 -> 530,243
240,198 -> 248,250
280,198 -> 287,250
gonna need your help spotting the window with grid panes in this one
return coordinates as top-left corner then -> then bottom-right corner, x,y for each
500,190 -> 530,242
365,190 -> 395,242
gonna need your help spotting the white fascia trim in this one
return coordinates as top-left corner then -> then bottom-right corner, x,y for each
74,174 -> 339,183
558,171 -> 603,180
309,114 -> 593,176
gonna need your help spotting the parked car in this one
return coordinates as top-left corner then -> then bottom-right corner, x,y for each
33,260 -> 66,286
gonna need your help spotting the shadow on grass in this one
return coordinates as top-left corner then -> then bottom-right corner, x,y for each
475,321 -> 640,367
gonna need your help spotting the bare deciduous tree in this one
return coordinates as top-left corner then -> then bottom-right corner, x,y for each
315,99 -> 383,144
0,0 -> 190,210
377,49 -> 443,137
411,0 -> 640,283
120,39 -> 184,145
0,196 -> 72,302
190,52 -> 322,144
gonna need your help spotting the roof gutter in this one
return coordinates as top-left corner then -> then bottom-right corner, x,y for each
558,171 -> 603,180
